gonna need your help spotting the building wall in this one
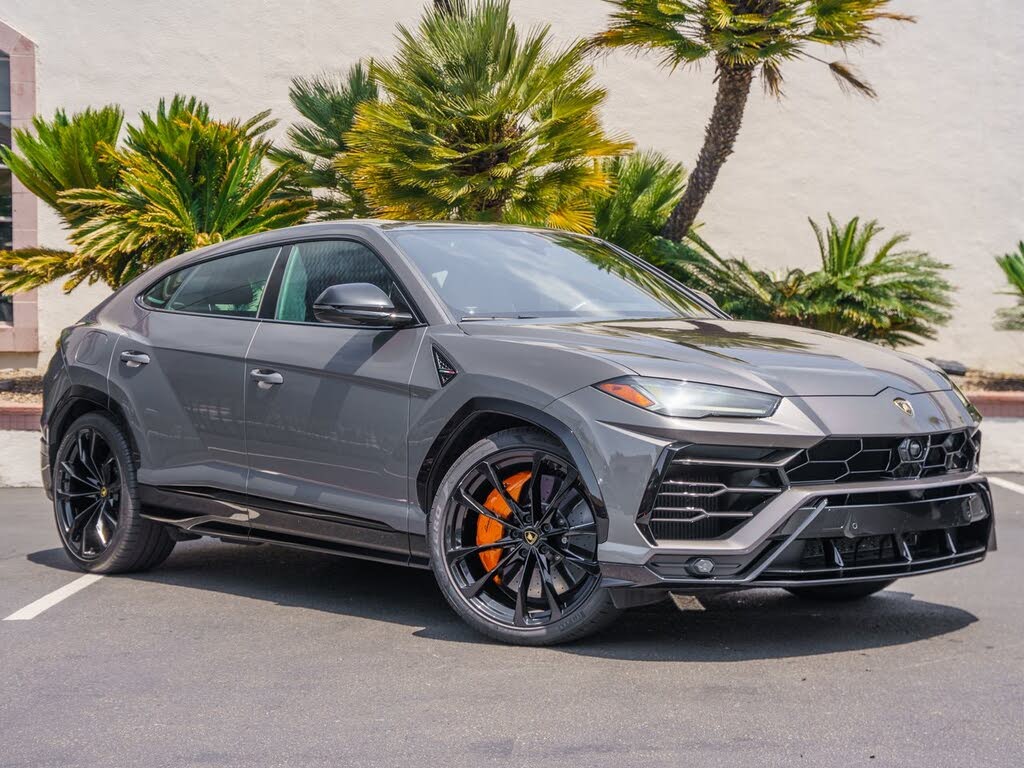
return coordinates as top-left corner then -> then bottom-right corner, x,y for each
1,0 -> 1022,371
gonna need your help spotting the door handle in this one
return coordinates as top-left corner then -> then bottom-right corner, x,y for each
250,368 -> 284,389
120,351 -> 150,368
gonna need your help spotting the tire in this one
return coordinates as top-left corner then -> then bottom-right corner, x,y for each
785,579 -> 896,602
52,412 -> 175,574
428,427 -> 620,645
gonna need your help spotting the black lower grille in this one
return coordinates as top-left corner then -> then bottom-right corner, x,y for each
756,484 -> 992,582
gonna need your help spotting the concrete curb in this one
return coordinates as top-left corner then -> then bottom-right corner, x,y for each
965,391 -> 1024,418
0,404 -> 41,431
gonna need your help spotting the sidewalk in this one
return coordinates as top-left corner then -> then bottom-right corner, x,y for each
3,419 -> 1020,487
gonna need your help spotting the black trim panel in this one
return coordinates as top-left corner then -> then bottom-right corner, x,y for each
138,484 -> 423,567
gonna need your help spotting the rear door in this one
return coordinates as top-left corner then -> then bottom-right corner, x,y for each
110,245 -> 282,510
243,239 -> 424,560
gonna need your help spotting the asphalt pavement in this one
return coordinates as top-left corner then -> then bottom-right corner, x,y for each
2,479 -> 1023,768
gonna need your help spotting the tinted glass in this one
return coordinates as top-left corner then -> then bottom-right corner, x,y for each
141,247 -> 279,317
0,55 -> 9,113
391,229 -> 708,320
1,53 -> 11,320
275,240 -> 402,323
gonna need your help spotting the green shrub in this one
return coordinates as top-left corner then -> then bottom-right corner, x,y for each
995,242 -> 1024,330
653,215 -> 953,347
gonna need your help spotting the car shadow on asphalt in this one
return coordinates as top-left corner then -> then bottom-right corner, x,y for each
27,542 -> 977,662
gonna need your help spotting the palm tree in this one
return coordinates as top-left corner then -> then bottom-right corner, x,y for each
0,97 -> 311,293
593,1 -> 913,240
591,150 -> 687,257
271,63 -> 378,219
342,0 -> 632,232
0,107 -> 124,290
995,242 -> 1024,331
656,215 -> 952,346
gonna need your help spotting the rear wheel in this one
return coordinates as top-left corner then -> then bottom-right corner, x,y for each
428,428 -> 619,645
785,579 -> 895,602
53,412 -> 175,573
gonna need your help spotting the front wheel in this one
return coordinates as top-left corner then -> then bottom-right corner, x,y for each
428,428 -> 620,645
785,579 -> 896,602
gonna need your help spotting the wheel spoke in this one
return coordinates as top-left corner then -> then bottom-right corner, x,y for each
457,489 -> 523,532
100,456 -> 116,486
549,522 -> 597,537
513,550 -> 537,627
529,452 -> 545,520
94,507 -> 111,547
560,548 -> 600,575
99,504 -> 118,530
76,430 -> 101,482
459,546 -> 522,599
538,466 -> 579,526
481,460 -> 528,526
56,489 -> 101,500
446,538 -> 519,564
68,498 -> 102,541
536,554 -> 563,622
60,461 -> 100,490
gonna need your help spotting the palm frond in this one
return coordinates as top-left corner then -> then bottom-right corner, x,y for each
594,1 -> 910,96
995,242 -> 1024,331
342,0 -> 630,230
0,248 -> 78,293
0,106 -> 124,228
591,150 -> 687,256
270,63 -> 379,219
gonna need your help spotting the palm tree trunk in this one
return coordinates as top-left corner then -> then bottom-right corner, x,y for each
661,62 -> 754,242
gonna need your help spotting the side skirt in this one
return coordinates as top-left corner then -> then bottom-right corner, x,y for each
138,485 -> 429,569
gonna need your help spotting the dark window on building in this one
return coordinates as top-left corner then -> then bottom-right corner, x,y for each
1,51 -> 13,323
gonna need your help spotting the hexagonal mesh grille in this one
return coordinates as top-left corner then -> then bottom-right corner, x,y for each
784,430 -> 979,484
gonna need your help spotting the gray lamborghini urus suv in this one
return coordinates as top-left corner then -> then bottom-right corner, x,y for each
41,221 -> 996,644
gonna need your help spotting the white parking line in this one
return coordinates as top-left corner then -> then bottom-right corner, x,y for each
989,476 -> 1024,497
3,574 -> 104,621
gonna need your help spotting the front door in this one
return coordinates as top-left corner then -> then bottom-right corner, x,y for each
243,239 -> 423,560
111,245 -> 281,513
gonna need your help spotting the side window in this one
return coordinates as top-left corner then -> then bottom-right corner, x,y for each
275,240 -> 404,323
141,247 -> 280,317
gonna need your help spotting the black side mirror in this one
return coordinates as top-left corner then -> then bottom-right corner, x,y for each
312,283 -> 415,328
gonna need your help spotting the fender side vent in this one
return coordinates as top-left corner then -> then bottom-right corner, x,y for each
433,347 -> 458,386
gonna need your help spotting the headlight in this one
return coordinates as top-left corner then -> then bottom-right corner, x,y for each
594,376 -> 781,419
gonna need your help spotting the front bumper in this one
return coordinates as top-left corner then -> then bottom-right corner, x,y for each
599,474 -> 994,590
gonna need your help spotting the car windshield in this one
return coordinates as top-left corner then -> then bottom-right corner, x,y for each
390,228 -> 710,321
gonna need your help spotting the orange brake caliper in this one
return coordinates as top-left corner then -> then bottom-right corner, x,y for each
476,471 -> 532,581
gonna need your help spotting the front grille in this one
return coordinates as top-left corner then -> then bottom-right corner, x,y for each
639,430 -> 981,544
784,430 -> 979,484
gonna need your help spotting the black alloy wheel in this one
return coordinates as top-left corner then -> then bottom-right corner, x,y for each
52,412 -> 176,573
55,426 -> 123,561
430,428 -> 619,644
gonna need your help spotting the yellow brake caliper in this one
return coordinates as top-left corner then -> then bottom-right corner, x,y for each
476,470 -> 532,582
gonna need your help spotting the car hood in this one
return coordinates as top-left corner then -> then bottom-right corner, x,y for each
458,318 -> 951,397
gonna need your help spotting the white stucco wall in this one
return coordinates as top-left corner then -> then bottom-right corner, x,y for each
2,0 -> 1023,370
